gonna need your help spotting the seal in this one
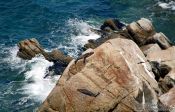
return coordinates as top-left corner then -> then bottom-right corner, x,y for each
77,89 -> 100,97
75,51 -> 94,64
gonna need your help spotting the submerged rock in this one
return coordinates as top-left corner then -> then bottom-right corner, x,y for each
38,38 -> 159,112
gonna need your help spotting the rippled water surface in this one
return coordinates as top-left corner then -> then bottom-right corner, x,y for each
0,0 -> 175,111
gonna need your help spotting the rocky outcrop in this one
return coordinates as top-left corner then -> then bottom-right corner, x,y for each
38,38 -> 160,112
17,38 -> 73,76
84,18 -> 172,51
16,18 -> 175,111
17,38 -> 44,60
127,18 -> 156,46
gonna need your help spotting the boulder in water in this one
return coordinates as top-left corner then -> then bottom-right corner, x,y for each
17,38 -> 44,60
17,38 -> 73,77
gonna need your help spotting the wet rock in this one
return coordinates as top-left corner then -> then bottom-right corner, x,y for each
17,38 -> 73,77
159,87 -> 175,110
44,50 -> 73,77
17,38 -> 44,60
46,49 -> 73,63
38,38 -> 159,112
83,30 -> 132,50
100,18 -> 126,31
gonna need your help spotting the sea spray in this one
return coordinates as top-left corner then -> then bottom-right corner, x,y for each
158,1 -> 175,10
57,19 -> 100,57
3,46 -> 59,102
22,56 -> 59,102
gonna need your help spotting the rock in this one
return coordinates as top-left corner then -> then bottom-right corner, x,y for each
17,38 -> 73,63
83,30 -> 132,50
88,18 -> 172,51
140,44 -> 162,56
100,19 -> 126,31
17,38 -> 73,77
46,49 -> 73,63
147,46 -> 175,63
44,50 -> 73,76
146,46 -> 175,93
38,38 -> 160,112
159,87 -> 175,110
17,38 -> 44,60
146,32 -> 172,49
127,18 -> 155,46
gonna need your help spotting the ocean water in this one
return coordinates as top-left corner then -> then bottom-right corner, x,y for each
0,0 -> 175,111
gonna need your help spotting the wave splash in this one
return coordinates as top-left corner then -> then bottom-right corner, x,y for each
2,18 -> 100,103
158,1 -> 175,10
3,46 -> 59,102
22,56 -> 59,102
58,19 -> 100,57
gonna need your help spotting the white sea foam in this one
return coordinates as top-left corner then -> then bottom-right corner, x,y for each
57,19 -> 100,57
68,18 -> 100,45
4,46 -> 59,102
158,1 -> 175,10
22,56 -> 59,102
3,18 -> 100,103
2,46 -> 27,73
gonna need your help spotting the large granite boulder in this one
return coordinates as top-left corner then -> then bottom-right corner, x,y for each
38,38 -> 160,112
126,18 -> 155,46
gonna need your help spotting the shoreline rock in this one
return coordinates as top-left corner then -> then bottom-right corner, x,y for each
17,38 -> 73,76
38,38 -> 159,112
16,18 -> 175,111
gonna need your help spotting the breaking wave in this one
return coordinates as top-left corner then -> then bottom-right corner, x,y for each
58,19 -> 100,57
3,46 -> 59,102
158,1 -> 175,10
1,19 -> 100,105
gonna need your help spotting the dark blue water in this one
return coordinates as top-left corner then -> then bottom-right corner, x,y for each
0,0 -> 175,111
